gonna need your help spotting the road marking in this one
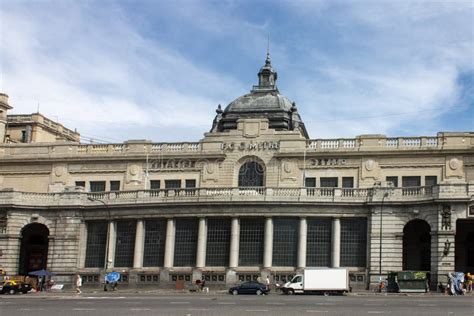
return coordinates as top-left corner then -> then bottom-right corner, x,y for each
73,308 -> 96,311
130,308 -> 151,311
246,310 -> 268,312
316,303 -> 336,306
170,301 -> 190,304
267,302 -> 285,305
187,308 -> 210,311
418,304 -> 436,307
367,312 -> 386,314
218,302 -> 236,305
306,311 -> 329,313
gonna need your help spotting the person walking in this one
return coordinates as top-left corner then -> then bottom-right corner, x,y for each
466,272 -> 472,293
75,274 -> 82,294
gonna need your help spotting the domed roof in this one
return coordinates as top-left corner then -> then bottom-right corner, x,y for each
209,53 -> 308,138
224,90 -> 294,113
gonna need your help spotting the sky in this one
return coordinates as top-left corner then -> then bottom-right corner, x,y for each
1,0 -> 473,143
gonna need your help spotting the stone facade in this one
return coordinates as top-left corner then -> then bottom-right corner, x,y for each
0,57 -> 473,290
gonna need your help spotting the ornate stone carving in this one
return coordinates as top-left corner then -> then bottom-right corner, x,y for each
440,204 -> 452,230
210,104 -> 223,133
365,159 -> 375,171
449,158 -> 460,170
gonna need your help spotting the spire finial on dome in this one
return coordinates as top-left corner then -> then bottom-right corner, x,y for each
265,35 -> 271,65
256,38 -> 277,90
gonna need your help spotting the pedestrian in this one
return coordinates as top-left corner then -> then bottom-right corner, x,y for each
75,274 -> 82,294
466,272 -> 472,293
265,275 -> 270,291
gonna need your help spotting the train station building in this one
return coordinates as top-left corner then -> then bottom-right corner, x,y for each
0,55 -> 473,289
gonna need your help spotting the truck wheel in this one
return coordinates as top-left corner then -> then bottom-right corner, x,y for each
232,290 -> 238,295
288,289 -> 295,295
256,289 -> 262,295
323,291 -> 330,296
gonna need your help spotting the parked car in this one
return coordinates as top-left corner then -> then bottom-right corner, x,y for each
229,281 -> 270,295
0,281 -> 32,294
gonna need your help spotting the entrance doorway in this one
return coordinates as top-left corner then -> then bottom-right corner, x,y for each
403,219 -> 431,271
18,223 -> 49,275
455,220 -> 474,272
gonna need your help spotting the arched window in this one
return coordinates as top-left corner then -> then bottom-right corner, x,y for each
238,161 -> 264,187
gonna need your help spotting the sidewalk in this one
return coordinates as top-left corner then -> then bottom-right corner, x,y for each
8,287 -> 470,297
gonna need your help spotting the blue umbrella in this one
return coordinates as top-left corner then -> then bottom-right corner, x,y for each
105,272 -> 120,283
28,269 -> 56,276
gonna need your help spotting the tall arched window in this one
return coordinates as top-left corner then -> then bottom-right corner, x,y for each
238,161 -> 265,187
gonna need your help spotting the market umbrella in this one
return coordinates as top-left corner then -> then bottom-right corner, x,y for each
28,269 -> 56,277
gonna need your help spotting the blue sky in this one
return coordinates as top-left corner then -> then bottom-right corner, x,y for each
1,0 -> 473,143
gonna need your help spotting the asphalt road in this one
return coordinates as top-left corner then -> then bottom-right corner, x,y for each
0,293 -> 473,316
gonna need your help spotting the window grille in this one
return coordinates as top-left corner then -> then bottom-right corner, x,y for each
305,177 -> 316,187
114,221 -> 136,267
320,177 -> 338,187
174,219 -> 198,266
342,177 -> 354,188
150,180 -> 161,190
90,181 -> 106,192
238,161 -> 264,187
239,218 -> 264,266
185,179 -> 196,188
110,181 -> 120,191
84,221 -> 108,268
340,218 -> 367,267
206,218 -> 231,266
143,220 -> 167,267
306,218 -> 332,267
402,176 -> 421,187
165,180 -> 181,189
425,176 -> 437,187
272,218 -> 298,266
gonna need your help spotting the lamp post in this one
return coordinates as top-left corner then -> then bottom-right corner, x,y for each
87,197 -> 111,291
379,192 -> 389,277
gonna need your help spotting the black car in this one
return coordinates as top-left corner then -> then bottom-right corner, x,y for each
229,281 -> 270,295
0,281 -> 32,294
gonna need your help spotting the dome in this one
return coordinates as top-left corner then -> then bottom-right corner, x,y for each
210,54 -> 309,138
224,91 -> 293,113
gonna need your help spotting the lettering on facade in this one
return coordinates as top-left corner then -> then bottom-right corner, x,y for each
309,158 -> 347,166
149,159 -> 196,170
221,141 -> 279,151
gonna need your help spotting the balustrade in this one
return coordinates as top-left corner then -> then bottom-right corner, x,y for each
0,184 -> 468,207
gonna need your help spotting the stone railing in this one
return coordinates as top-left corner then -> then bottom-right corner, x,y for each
0,184 -> 470,207
306,136 -> 443,151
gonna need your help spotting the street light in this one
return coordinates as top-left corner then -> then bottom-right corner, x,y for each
379,191 -> 389,277
87,197 -> 111,291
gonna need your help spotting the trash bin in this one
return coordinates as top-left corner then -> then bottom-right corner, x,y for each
388,271 -> 429,293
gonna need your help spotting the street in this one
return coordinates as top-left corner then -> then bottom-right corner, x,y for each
0,293 -> 473,316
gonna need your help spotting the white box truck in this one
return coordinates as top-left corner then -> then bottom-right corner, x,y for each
281,268 -> 350,295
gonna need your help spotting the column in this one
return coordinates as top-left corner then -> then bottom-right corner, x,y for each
196,218 -> 207,268
263,217 -> 273,269
77,221 -> 87,269
331,218 -> 341,268
229,218 -> 240,268
163,218 -> 175,268
298,217 -> 307,269
107,221 -> 116,269
133,220 -> 145,268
